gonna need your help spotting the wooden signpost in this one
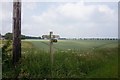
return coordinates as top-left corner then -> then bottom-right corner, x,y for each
44,31 -> 58,77
49,32 -> 58,64
51,31 -> 58,78
50,32 -> 53,65
13,0 -> 21,65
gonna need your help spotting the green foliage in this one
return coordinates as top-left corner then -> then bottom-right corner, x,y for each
2,40 -> 12,63
4,33 -> 12,40
2,40 -> 13,77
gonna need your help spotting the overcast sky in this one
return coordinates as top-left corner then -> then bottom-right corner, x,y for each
0,1 -> 118,38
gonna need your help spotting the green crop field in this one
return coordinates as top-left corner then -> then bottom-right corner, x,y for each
1,39 -> 119,78
23,39 -> 118,51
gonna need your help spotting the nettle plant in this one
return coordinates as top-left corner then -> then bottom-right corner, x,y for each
2,40 -> 12,66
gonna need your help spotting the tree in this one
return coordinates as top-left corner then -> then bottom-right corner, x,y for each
4,33 -> 26,40
21,35 -> 26,39
4,33 -> 13,40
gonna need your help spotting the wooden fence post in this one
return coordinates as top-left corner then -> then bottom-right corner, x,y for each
13,0 -> 21,65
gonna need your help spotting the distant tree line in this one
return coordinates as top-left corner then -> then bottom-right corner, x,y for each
66,38 -> 118,40
58,38 -> 119,40
1,32 -> 41,40
0,32 -> 119,40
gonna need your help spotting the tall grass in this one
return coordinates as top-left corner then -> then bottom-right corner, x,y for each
2,40 -> 118,78
18,47 -> 118,78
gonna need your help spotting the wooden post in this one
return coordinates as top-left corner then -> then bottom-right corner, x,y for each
50,32 -> 52,53
50,31 -> 53,64
50,31 -> 53,78
13,0 -> 21,65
